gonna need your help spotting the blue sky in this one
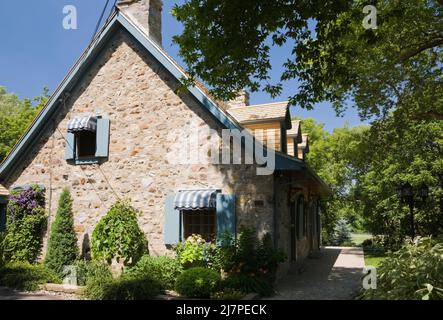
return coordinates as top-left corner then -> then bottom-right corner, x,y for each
0,0 -> 367,132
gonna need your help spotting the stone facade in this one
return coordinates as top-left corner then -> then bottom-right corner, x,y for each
4,29 -> 275,257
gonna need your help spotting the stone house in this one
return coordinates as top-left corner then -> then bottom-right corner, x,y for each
0,0 -> 330,274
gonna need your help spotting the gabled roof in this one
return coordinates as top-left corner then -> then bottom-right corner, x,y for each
0,9 -> 329,196
287,120 -> 302,143
227,101 -> 291,128
299,134 -> 310,153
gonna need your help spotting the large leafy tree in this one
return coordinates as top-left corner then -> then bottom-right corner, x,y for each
173,0 -> 443,120
356,115 -> 443,248
0,86 -> 48,162
298,117 -> 369,241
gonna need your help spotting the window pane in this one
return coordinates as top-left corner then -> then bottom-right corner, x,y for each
76,131 -> 97,158
183,209 -> 216,242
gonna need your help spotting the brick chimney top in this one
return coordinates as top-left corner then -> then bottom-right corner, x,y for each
227,90 -> 250,109
118,0 -> 162,46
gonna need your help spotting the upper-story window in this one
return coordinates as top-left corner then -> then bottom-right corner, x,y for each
65,116 -> 110,164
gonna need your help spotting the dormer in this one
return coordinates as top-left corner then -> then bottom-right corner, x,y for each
227,101 -> 292,153
297,134 -> 309,161
286,120 -> 302,157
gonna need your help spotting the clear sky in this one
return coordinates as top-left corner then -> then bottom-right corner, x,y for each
0,0 -> 367,132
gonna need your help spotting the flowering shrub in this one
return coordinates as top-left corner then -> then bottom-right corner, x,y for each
3,186 -> 46,263
174,234 -> 213,269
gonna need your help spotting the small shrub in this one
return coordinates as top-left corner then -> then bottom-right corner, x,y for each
222,273 -> 274,297
3,186 -> 46,263
174,234 -> 208,269
125,255 -> 183,290
45,189 -> 78,276
91,200 -> 147,266
0,261 -> 60,291
75,259 -> 111,286
361,237 -> 443,300
84,266 -> 162,300
175,267 -> 221,298
362,239 -> 373,247
210,288 -> 245,300
83,263 -> 114,299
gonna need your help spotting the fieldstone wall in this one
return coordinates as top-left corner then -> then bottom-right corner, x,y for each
274,174 -> 319,277
4,29 -> 274,257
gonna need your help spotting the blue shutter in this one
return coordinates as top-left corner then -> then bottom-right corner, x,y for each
64,132 -> 75,160
95,117 -> 110,158
164,193 -> 180,245
216,193 -> 236,242
0,204 -> 6,232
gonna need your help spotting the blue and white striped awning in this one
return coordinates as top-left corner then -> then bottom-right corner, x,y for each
67,116 -> 97,133
174,190 -> 219,210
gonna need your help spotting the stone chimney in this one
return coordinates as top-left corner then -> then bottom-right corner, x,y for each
227,90 -> 250,109
118,0 -> 162,46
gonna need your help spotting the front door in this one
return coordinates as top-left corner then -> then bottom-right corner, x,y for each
290,201 -> 297,262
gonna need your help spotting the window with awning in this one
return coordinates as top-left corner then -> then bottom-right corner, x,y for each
164,190 -> 236,245
65,115 -> 110,164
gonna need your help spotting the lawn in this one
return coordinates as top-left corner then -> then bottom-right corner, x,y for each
349,233 -> 387,267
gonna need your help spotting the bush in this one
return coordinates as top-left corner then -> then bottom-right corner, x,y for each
83,264 -> 162,300
75,259 -> 112,286
45,189 -> 78,276
85,276 -> 162,300
361,237 -> 443,300
222,273 -> 274,297
175,267 -> 221,298
125,255 -> 183,290
211,288 -> 245,300
3,186 -> 46,263
0,261 -> 60,291
91,200 -> 147,266
174,234 -> 209,269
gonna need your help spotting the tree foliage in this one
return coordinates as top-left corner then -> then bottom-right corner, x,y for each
0,86 -> 48,162
2,186 -> 46,263
173,0 -> 443,121
91,200 -> 147,266
45,188 -> 78,276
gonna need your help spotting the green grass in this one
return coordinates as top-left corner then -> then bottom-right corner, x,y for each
350,233 -> 372,246
363,247 -> 387,267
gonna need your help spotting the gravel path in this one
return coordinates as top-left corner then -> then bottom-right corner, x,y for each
268,246 -> 365,300
0,287 -> 78,300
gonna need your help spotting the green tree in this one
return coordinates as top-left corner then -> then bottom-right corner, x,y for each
44,189 -> 78,276
298,117 -> 369,242
91,200 -> 147,266
173,0 -> 443,121
356,114 -> 443,248
0,86 -> 48,162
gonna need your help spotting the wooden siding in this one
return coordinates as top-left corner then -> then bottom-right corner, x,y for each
244,122 -> 282,152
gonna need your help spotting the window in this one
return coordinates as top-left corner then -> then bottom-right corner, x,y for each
182,209 -> 216,242
76,131 -> 96,158
65,116 -> 110,164
296,195 -> 304,239
164,193 -> 236,246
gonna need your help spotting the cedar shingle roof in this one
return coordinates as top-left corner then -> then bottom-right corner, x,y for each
227,101 -> 290,125
287,120 -> 302,143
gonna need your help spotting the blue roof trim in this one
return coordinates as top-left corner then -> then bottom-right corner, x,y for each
0,11 -> 328,195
